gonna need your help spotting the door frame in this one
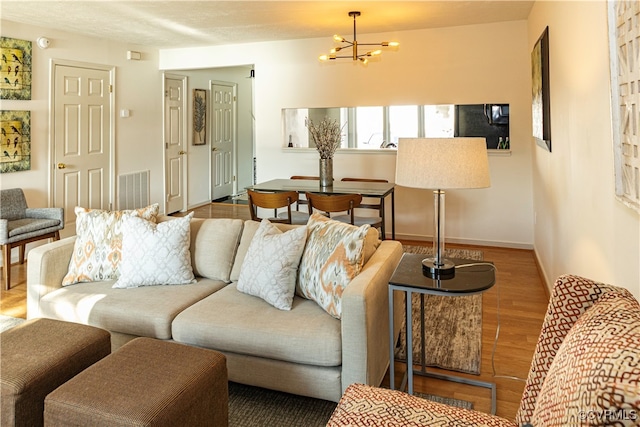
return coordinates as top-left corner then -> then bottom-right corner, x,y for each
48,59 -> 116,210
162,73 -> 188,214
210,80 -> 238,199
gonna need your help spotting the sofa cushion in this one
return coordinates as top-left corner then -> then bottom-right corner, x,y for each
188,218 -> 244,283
113,213 -> 196,288
297,213 -> 369,319
38,279 -> 226,339
237,219 -> 307,310
172,284 -> 342,367
230,220 -> 380,283
62,204 -> 160,286
530,292 -> 640,425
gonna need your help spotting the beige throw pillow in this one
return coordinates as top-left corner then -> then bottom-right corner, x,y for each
237,219 -> 308,310
62,204 -> 159,286
297,213 -> 370,319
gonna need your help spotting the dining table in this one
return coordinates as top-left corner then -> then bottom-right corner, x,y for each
247,178 -> 396,239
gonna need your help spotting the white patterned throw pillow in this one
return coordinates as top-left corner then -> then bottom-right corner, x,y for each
237,219 -> 308,310
297,213 -> 370,319
112,213 -> 196,288
62,204 -> 160,286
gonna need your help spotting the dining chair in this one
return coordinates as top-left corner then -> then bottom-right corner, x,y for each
305,192 -> 363,225
340,178 -> 385,236
288,176 -> 319,224
247,190 -> 300,224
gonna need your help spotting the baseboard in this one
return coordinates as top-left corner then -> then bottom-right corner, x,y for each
533,247 -> 552,298
390,232 -> 534,250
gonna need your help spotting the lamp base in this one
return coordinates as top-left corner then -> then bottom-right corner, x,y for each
422,258 -> 456,279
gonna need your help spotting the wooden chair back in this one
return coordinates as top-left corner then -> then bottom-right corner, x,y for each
340,178 -> 388,213
247,190 -> 299,224
305,192 -> 362,225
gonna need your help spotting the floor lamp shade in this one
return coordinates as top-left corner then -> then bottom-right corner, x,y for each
395,138 -> 491,278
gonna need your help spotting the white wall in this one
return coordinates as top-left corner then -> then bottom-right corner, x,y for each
528,1 -> 640,297
160,20 -> 534,248
0,21 -> 164,260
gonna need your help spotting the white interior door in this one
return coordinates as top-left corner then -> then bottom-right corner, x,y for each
53,63 -> 113,229
164,75 -> 187,214
211,82 -> 235,200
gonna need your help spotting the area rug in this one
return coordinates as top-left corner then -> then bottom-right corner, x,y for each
396,245 -> 483,375
0,315 -> 25,333
228,382 -> 472,426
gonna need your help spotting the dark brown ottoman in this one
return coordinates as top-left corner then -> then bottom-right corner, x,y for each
1,318 -> 111,427
44,337 -> 228,427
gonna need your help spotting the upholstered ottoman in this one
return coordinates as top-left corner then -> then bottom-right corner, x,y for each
44,337 -> 228,426
1,318 -> 111,427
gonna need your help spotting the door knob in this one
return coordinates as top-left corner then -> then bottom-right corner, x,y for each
57,163 -> 67,169
211,147 -> 217,152
179,151 -> 186,155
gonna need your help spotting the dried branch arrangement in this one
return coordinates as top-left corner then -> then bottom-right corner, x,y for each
306,117 -> 344,159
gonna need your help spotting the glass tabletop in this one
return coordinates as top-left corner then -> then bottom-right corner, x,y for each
389,253 -> 495,294
248,179 -> 394,197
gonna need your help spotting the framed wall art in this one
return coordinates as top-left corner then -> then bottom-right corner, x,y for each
193,89 -> 207,145
609,1 -> 640,213
0,110 -> 31,173
0,37 -> 32,100
532,26 -> 551,152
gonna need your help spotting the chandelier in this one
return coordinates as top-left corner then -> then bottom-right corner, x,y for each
318,11 -> 399,65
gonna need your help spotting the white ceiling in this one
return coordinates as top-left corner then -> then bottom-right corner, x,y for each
1,1 -> 534,49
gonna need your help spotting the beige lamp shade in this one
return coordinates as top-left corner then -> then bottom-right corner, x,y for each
395,138 -> 491,189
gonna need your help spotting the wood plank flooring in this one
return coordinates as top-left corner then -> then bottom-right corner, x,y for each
1,201 -> 549,420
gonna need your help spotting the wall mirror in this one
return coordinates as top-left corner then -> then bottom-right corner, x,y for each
283,104 -> 510,150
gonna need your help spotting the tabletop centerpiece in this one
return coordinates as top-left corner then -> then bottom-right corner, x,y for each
306,117 -> 343,187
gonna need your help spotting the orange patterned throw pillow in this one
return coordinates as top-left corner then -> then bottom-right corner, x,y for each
297,213 -> 369,319
62,204 -> 159,286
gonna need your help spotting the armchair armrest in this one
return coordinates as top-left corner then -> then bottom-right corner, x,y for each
26,207 -> 64,224
26,236 -> 76,319
340,240 -> 403,394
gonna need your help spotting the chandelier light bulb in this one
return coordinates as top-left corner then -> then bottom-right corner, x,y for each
333,34 -> 345,43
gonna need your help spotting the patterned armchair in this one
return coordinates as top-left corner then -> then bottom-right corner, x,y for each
327,274 -> 640,426
1,188 -> 64,290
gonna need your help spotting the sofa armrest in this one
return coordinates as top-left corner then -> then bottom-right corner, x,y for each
26,236 -> 76,319
340,240 -> 403,394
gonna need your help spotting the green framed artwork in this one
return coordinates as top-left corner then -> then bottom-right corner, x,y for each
0,110 -> 31,173
1,37 -> 32,100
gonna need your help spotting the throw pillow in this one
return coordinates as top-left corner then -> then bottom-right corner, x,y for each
530,292 -> 640,426
62,204 -> 159,286
297,213 -> 370,319
237,219 -> 308,310
112,213 -> 196,288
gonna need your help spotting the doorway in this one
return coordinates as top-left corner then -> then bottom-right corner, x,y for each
52,60 -> 114,229
210,81 -> 236,200
163,74 -> 188,214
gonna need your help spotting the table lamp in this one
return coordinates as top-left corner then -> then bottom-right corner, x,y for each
395,138 -> 490,278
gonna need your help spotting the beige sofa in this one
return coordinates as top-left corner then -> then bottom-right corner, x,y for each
26,217 -> 403,403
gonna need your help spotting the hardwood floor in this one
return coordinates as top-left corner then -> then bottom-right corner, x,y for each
1,202 -> 549,420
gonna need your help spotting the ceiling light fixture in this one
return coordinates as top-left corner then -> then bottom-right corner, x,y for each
319,11 -> 399,65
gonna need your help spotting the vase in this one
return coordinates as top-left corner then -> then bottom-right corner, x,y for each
319,158 -> 333,187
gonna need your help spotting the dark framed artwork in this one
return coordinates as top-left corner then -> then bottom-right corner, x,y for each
609,1 -> 640,213
532,26 -> 551,152
0,37 -> 32,100
0,110 -> 31,173
193,89 -> 207,145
